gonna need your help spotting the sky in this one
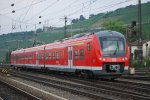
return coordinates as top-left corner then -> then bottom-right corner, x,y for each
0,0 -> 150,35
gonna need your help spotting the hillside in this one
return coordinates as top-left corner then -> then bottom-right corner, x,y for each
70,2 -> 150,37
0,2 -> 150,62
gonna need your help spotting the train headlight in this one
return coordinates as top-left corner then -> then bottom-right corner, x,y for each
122,58 -> 125,61
99,57 -> 102,61
103,58 -> 106,61
125,57 -> 128,60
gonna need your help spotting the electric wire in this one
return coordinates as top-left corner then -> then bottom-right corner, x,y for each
2,0 -> 48,15
21,0 -> 36,22
25,0 -> 60,22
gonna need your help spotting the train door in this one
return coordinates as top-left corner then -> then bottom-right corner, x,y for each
68,47 -> 72,70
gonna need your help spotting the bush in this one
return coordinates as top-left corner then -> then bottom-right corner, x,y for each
130,58 -> 150,68
130,60 -> 144,68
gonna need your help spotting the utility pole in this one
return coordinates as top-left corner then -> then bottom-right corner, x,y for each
138,0 -> 143,60
138,0 -> 142,42
64,16 -> 67,36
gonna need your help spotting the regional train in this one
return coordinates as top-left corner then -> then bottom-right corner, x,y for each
11,30 -> 129,79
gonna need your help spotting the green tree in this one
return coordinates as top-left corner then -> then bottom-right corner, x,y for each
79,15 -> 86,21
5,51 -> 11,64
102,19 -> 125,33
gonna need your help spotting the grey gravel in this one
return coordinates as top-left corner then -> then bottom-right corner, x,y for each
10,76 -> 90,100
0,80 -> 29,100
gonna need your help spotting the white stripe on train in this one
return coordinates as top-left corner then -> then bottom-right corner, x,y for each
12,64 -> 128,70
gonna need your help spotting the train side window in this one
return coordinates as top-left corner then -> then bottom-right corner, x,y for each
42,53 -> 44,60
52,52 -> 55,59
49,52 -> 51,60
56,52 -> 59,60
39,53 -> 41,59
36,54 -> 38,60
80,49 -> 84,59
87,43 -> 91,51
74,50 -> 78,60
46,53 -> 49,60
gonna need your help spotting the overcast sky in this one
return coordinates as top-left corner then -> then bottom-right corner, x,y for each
0,0 -> 149,35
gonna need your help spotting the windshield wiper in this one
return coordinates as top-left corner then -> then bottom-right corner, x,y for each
114,48 -> 117,55
114,41 -> 119,55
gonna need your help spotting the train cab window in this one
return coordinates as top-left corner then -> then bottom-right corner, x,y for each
80,49 -> 84,59
56,52 -> 59,60
74,50 -> 78,60
87,43 -> 91,51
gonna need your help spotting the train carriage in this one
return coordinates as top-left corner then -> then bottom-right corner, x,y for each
11,30 -> 129,79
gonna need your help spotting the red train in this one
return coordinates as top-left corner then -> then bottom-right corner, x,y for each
11,30 -> 129,79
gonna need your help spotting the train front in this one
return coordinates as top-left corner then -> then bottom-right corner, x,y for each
95,31 -> 129,79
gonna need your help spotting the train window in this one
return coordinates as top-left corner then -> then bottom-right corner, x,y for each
49,52 -> 51,59
36,54 -> 39,59
74,50 -> 78,59
46,53 -> 49,60
52,52 -> 55,59
80,49 -> 84,59
42,53 -> 44,59
87,43 -> 91,51
40,53 -> 43,59
39,53 -> 41,59
56,52 -> 59,60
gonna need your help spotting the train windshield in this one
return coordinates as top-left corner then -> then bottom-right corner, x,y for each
99,37 -> 125,57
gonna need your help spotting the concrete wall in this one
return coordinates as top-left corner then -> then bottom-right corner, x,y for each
131,46 -> 138,59
131,41 -> 150,59
143,41 -> 150,57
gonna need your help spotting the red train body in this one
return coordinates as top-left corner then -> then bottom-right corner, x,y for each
11,31 -> 129,79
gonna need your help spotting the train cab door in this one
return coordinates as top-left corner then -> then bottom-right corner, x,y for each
68,47 -> 73,70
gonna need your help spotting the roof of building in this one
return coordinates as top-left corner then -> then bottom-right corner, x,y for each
131,39 -> 149,46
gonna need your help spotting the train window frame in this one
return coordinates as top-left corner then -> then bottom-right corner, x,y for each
52,52 -> 55,59
74,50 -> 78,60
87,42 -> 91,51
56,52 -> 59,60
80,49 -> 84,60
39,53 -> 41,60
49,52 -> 51,60
45,52 -> 49,60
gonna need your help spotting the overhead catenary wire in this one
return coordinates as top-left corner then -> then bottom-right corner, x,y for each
1,0 -> 48,15
21,0 -> 36,22
66,0 -> 134,17
0,0 -> 149,35
25,0 -> 60,23
18,0 -> 30,21
0,0 -> 135,28
38,0 -> 100,26
0,0 -> 26,12
0,0 -> 124,34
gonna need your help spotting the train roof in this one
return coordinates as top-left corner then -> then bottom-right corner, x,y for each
95,30 -> 125,38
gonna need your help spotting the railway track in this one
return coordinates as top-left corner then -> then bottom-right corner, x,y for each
0,78 -> 41,100
29,70 -> 150,90
10,71 -> 150,100
121,75 -> 150,81
10,71 -> 112,100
